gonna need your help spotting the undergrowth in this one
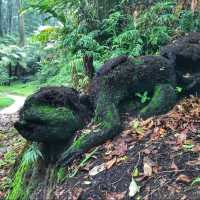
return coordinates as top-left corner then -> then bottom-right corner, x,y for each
6,143 -> 43,200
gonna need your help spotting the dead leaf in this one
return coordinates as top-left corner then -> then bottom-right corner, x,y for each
176,129 -> 188,145
112,139 -> 128,156
143,162 -> 153,177
151,127 -> 165,140
186,157 -> 200,166
176,174 -> 191,183
129,178 -> 140,197
192,144 -> 200,152
152,165 -> 160,174
72,187 -> 83,200
143,148 -> 151,155
106,157 -> 117,169
89,163 -> 106,176
170,161 -> 178,170
106,192 -> 126,200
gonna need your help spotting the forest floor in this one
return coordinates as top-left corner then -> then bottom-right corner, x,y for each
0,94 -> 26,199
1,96 -> 200,200
0,94 -> 26,115
53,96 -> 200,200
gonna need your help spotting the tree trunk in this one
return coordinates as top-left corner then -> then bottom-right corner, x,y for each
83,55 -> 95,80
16,0 -> 25,46
7,0 -> 13,34
0,0 -> 3,37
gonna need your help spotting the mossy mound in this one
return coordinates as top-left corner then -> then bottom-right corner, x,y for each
161,32 -> 200,95
90,55 -> 176,107
15,87 -> 92,143
140,84 -> 177,118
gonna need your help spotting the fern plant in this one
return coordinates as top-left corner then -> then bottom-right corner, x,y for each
6,143 -> 43,200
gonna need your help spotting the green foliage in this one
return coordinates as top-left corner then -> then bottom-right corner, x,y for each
0,36 -> 17,45
0,82 -> 38,96
175,86 -> 183,93
137,1 -> 177,53
136,91 -> 151,104
26,0 -> 200,88
56,167 -> 66,183
103,11 -> 125,36
131,120 -> 144,134
0,67 -> 10,85
33,26 -> 61,44
0,44 -> 27,69
0,42 -> 42,85
179,10 -> 200,32
192,176 -> 200,186
6,143 -> 42,200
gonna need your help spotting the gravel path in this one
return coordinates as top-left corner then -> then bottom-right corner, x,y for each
0,94 -> 26,114
0,94 -> 26,132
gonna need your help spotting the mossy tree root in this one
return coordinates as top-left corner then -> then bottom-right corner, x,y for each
58,97 -> 122,166
140,84 -> 177,118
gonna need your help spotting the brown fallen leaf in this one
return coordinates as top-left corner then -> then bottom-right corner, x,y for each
192,144 -> 200,153
105,192 -> 126,200
151,127 -> 165,140
106,157 -> 117,169
112,139 -> 128,156
72,187 -> 83,200
170,160 -> 178,170
143,157 -> 154,177
89,163 -> 106,176
143,148 -> 151,155
176,129 -> 188,145
176,174 -> 191,183
186,157 -> 200,166
143,164 -> 152,177
152,165 -> 160,174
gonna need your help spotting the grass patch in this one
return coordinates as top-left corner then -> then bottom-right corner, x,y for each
0,82 -> 39,96
0,96 -> 14,109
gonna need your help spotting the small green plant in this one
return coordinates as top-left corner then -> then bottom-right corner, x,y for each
6,143 -> 43,200
66,148 -> 98,179
182,143 -> 194,151
192,176 -> 200,186
175,86 -> 183,93
136,91 -> 151,104
132,120 -> 144,135
56,167 -> 66,183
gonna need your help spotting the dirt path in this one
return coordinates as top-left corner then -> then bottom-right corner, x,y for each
0,94 -> 26,115
0,94 -> 27,198
0,94 -> 26,132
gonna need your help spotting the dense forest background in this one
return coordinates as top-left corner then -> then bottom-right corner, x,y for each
0,0 -> 200,94
1,1 -> 200,200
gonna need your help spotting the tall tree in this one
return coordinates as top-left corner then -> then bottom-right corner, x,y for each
7,0 -> 13,34
16,0 -> 25,46
0,0 -> 3,36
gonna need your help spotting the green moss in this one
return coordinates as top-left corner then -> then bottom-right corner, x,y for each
140,84 -> 176,118
6,144 -> 41,200
23,104 -> 77,125
72,133 -> 88,149
101,104 -> 119,129
143,86 -> 161,110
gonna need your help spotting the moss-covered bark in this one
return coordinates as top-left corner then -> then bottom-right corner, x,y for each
15,87 -> 92,143
59,56 -> 177,165
140,84 -> 177,118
